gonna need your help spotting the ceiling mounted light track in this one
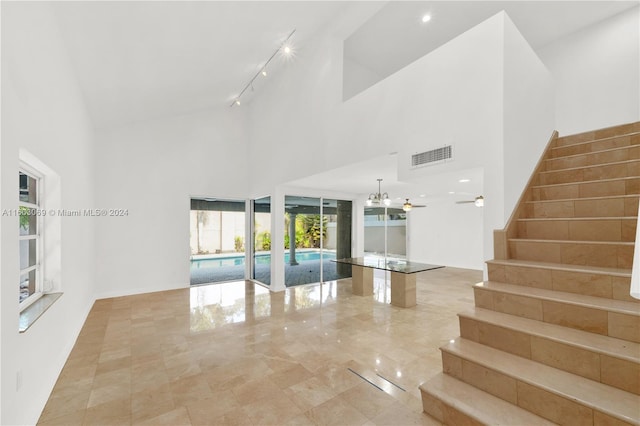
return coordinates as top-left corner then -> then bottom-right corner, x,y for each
230,28 -> 296,107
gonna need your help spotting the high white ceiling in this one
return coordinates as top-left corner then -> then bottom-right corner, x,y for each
51,1 -> 350,130
49,1 -> 638,131
47,1 -> 637,200
345,1 -> 638,87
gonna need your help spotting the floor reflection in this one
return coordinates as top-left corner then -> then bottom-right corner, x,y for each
372,269 -> 392,304
41,267 -> 483,426
189,280 -> 341,332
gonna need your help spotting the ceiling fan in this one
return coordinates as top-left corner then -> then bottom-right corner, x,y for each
402,198 -> 427,212
455,195 -> 484,207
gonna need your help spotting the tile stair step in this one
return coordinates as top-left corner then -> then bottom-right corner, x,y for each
474,281 -> 640,342
525,196 -> 639,218
508,238 -> 634,269
476,281 -> 640,317
537,159 -> 640,186
554,125 -> 640,147
486,258 -> 632,277
460,307 -> 639,362
419,372 -> 555,426
458,307 -> 640,393
545,144 -> 640,171
518,216 -> 637,221
551,132 -> 640,157
531,178 -> 640,201
485,259 -> 636,302
515,217 -> 636,242
439,338 -> 640,425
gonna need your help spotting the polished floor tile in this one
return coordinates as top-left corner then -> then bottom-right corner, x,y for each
38,267 -> 482,425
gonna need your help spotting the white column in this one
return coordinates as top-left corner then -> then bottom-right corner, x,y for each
271,188 -> 286,292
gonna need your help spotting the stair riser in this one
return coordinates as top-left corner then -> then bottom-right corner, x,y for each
474,287 -> 640,343
441,351 -> 634,425
555,126 -> 640,148
526,197 -> 639,218
487,263 -> 636,302
538,161 -> 640,186
420,390 -> 484,426
546,146 -> 640,171
517,219 -> 636,242
532,178 -> 640,201
459,316 -> 640,394
508,240 -> 634,269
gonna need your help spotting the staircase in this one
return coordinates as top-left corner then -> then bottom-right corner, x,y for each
420,122 -> 640,425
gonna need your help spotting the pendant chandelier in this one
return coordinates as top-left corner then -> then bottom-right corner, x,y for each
366,178 -> 391,206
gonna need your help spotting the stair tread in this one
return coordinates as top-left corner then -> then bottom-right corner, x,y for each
526,194 -> 639,203
442,338 -> 640,424
517,216 -> 636,221
477,281 -> 640,316
531,176 -> 639,189
460,307 -> 640,362
509,237 -> 634,245
419,373 -> 556,426
486,259 -> 631,277
539,158 -> 640,175
554,130 -> 640,149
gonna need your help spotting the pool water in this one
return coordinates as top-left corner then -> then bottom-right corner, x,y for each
191,251 -> 336,269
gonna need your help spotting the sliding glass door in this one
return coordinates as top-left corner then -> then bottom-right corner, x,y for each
253,196 -> 271,285
364,207 -> 406,259
322,199 -> 352,281
284,196 -> 352,287
189,198 -> 246,285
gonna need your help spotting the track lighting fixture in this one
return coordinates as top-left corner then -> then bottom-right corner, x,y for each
230,29 -> 296,107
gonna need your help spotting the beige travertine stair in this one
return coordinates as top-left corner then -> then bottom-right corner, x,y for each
420,122 -> 640,425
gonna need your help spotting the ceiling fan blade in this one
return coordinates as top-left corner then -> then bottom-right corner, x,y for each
455,200 -> 475,204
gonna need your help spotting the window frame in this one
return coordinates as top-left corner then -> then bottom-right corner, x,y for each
19,164 -> 44,311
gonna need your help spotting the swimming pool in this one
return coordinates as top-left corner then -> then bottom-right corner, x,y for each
191,250 -> 336,269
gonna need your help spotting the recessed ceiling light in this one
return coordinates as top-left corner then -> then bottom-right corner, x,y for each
448,191 -> 455,194
459,179 -> 470,183
419,194 -> 426,198
421,14 -> 431,23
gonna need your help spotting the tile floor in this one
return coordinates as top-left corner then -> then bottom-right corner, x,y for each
38,267 -> 482,425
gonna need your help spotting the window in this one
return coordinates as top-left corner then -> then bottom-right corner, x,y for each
19,169 -> 42,308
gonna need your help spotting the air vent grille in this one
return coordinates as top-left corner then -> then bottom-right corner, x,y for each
412,145 -> 452,167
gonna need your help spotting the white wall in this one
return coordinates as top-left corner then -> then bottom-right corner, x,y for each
250,12 -> 554,271
94,109 -> 249,298
1,3 -> 96,424
342,55 -> 383,101
537,6 -> 640,135
503,14 -> 555,218
408,200 -> 484,270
